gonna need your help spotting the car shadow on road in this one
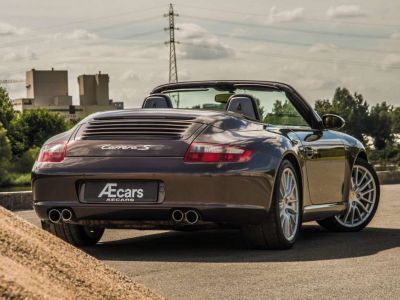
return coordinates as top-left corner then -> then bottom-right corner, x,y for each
85,224 -> 400,263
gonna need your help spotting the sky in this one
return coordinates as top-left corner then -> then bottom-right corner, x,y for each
0,0 -> 399,108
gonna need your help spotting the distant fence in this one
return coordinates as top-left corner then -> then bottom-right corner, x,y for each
0,171 -> 399,211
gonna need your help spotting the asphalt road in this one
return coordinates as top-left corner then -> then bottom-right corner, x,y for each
17,185 -> 400,299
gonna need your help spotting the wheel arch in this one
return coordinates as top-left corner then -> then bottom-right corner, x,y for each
282,153 -> 303,188
268,151 -> 304,210
282,153 -> 303,206
356,150 -> 368,162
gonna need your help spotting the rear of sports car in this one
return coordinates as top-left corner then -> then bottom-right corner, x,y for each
32,110 -> 276,235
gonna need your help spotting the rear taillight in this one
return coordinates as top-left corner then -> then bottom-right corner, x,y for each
184,142 -> 253,163
38,142 -> 67,163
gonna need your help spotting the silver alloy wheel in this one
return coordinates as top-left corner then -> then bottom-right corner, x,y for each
278,167 -> 300,241
335,165 -> 377,227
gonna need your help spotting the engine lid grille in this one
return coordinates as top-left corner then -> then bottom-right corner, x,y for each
77,118 -> 203,140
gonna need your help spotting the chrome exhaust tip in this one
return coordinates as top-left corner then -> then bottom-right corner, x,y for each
185,210 -> 199,225
48,209 -> 61,223
171,209 -> 184,223
61,209 -> 72,222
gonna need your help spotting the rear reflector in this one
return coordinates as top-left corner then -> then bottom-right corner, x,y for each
38,142 -> 67,163
184,142 -> 253,163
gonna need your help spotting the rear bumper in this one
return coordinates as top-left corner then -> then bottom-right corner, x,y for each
33,203 -> 269,226
32,156 -> 275,225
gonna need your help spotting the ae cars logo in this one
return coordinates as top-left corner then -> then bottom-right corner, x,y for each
98,183 -> 144,202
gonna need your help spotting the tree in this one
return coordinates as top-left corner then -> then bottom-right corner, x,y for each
391,107 -> 400,134
9,109 -> 68,156
314,99 -> 333,115
0,86 -> 15,130
315,87 -> 370,143
0,124 -> 12,185
369,102 -> 393,150
254,97 -> 265,120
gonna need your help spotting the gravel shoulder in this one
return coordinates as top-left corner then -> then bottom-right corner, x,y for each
0,206 -> 163,300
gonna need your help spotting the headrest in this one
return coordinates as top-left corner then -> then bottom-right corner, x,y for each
226,94 -> 260,121
142,94 -> 173,108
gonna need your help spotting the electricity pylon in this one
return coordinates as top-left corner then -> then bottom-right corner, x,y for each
164,3 -> 179,83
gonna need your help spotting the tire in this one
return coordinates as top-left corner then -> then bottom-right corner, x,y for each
317,158 -> 380,232
41,221 -> 104,247
242,159 -> 302,249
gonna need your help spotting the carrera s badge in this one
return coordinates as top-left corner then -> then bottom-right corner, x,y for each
100,144 -> 152,151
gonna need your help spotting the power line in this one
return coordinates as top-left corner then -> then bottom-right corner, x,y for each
211,32 -> 400,55
118,29 -> 162,40
28,6 -> 160,31
180,41 -> 400,71
178,4 -> 400,28
181,15 -> 393,40
91,15 -> 161,32
0,9 -> 161,48
164,3 -> 179,83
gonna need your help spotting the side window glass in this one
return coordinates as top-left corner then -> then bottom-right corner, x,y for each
240,90 -> 309,127
264,100 -> 308,127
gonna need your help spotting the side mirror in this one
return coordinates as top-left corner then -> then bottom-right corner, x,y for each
322,114 -> 345,130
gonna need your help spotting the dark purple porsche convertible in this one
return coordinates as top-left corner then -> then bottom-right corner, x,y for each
33,80 -> 380,249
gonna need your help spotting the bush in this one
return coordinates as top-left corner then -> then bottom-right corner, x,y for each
8,109 -> 68,157
11,147 -> 40,173
0,124 -> 12,186
6,173 -> 31,186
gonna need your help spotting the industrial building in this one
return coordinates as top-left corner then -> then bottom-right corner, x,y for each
12,69 -> 123,120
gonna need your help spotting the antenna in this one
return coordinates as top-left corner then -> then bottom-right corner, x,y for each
164,3 -> 179,83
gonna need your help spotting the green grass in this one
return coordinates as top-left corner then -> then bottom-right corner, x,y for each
1,173 -> 31,187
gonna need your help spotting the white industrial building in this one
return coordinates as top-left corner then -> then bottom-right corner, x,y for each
12,69 -> 124,120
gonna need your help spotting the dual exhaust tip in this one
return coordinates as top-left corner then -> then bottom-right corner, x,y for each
171,209 -> 200,225
50,208 -> 199,225
48,208 -> 72,223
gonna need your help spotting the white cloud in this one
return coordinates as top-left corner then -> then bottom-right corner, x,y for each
0,22 -> 27,36
390,32 -> 400,39
120,70 -> 140,82
308,43 -> 337,53
326,5 -> 364,18
179,69 -> 192,81
268,6 -> 304,23
229,28 -> 248,38
54,29 -> 98,41
299,78 -> 341,91
178,23 -> 207,40
382,54 -> 400,70
2,47 -> 37,62
177,23 -> 234,60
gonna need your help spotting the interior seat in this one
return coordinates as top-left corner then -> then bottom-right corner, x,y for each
226,94 -> 261,121
142,94 -> 173,108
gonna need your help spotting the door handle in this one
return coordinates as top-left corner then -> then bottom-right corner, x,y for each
304,147 -> 318,159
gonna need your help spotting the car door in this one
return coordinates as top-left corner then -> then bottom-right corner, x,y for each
292,130 -> 346,205
248,88 -> 347,205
